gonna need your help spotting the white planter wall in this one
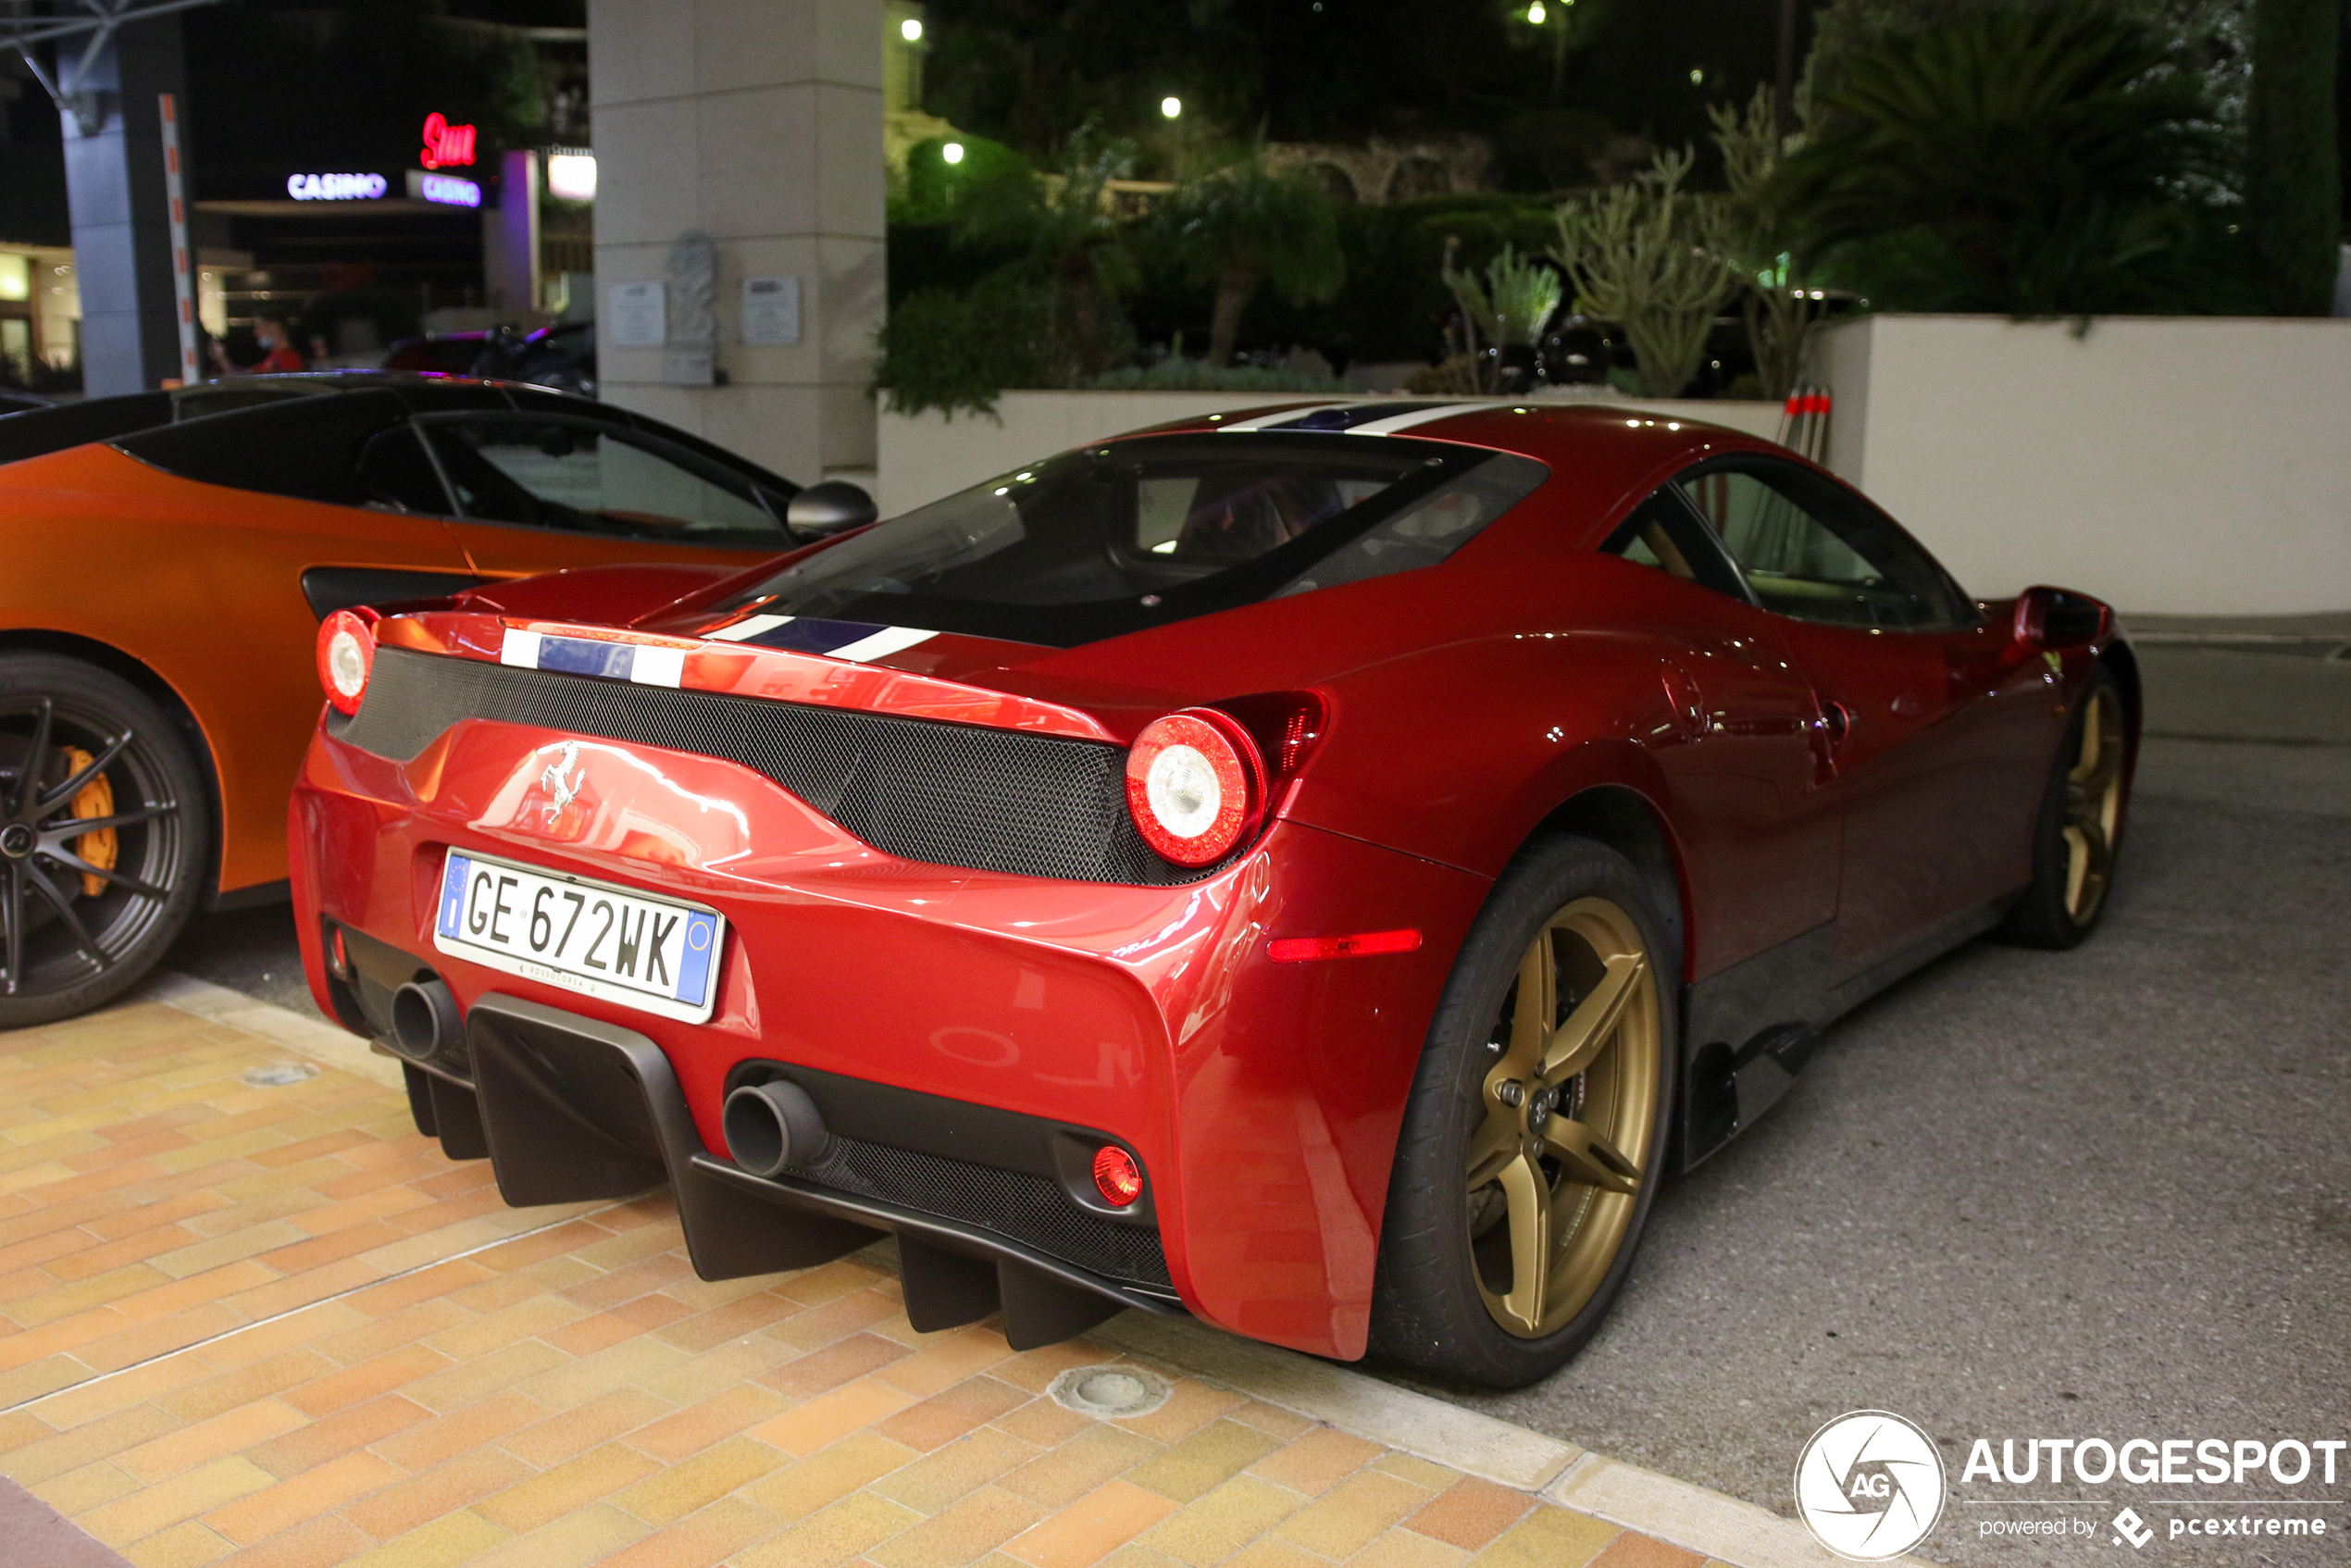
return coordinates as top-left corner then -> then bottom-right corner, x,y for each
1814,314 -> 2351,616
876,391 -> 1785,518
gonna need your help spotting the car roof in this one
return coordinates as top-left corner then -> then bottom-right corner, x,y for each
0,370 -> 804,498
1106,398 -> 1787,533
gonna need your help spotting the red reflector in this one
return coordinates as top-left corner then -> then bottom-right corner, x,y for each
1091,1144 -> 1144,1207
330,927 -> 350,977
1266,928 -> 1424,964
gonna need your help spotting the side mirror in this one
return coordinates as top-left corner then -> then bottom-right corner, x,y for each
786,479 -> 877,539
2013,585 -> 2108,651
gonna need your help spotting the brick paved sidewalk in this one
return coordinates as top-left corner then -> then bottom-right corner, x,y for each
0,987 -> 1814,1568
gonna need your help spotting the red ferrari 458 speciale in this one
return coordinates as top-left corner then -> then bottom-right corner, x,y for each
291,400 -> 2136,1387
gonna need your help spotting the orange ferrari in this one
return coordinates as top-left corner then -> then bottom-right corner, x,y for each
0,371 -> 865,1026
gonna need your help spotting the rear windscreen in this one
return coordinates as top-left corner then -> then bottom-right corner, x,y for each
0,392 -> 172,466
731,433 -> 1547,647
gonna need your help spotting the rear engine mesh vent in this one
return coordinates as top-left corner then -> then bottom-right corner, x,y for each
790,1134 -> 1173,1289
333,647 -> 1203,886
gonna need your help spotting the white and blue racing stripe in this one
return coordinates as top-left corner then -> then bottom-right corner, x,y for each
1213,400 -> 1498,435
502,617 -> 939,685
501,628 -> 687,688
703,614 -> 938,663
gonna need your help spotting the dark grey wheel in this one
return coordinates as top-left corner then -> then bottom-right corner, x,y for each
0,655 -> 208,1027
1370,835 -> 1676,1388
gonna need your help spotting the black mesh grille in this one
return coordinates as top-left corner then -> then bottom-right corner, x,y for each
335,647 -> 1204,886
791,1134 -> 1173,1288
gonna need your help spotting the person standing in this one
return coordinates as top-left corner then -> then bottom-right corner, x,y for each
209,309 -> 306,375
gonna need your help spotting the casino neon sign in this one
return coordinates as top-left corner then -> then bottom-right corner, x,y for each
287,171 -> 388,200
415,172 -> 481,207
421,112 -> 478,169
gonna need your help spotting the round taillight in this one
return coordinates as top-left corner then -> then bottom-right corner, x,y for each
1091,1144 -> 1144,1208
1124,710 -> 1263,867
317,610 -> 375,716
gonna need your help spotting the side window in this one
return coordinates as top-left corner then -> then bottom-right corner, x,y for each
355,427 -> 452,515
1600,489 -> 1751,604
112,390 -> 413,507
418,417 -> 785,547
1678,465 -> 1970,630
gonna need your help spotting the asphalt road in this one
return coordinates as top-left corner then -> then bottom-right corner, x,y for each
1383,650 -> 2351,1567
168,644 -> 2350,1565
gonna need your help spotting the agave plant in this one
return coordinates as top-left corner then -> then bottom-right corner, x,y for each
1551,148 -> 1738,399
1442,241 -> 1564,349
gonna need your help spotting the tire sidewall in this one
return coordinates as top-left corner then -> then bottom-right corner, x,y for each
1371,833 -> 1678,1388
0,654 -> 209,1027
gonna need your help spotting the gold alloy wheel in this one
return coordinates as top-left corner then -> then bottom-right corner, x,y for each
1466,896 -> 1661,1338
2062,686 -> 2126,925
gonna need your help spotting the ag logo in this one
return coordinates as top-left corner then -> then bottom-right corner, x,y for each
1793,1410 -> 1946,1561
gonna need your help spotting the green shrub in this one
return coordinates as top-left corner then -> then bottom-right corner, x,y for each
1238,193 -> 1562,365
873,268 -> 1051,421
893,133 -> 1031,227
1772,7 -> 2234,315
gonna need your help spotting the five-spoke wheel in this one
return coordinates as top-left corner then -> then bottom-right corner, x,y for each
0,656 -> 206,1028
2059,683 -> 2126,925
2004,666 -> 2132,950
1374,836 -> 1673,1387
1466,897 -> 1660,1338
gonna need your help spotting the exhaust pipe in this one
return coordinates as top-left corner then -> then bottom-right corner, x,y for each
389,977 -> 462,1063
724,1079 -> 834,1176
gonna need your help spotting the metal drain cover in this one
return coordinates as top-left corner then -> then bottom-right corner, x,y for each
241,1063 -> 318,1087
1048,1364 -> 1171,1419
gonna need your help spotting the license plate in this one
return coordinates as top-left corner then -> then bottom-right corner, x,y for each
432,850 -> 726,1024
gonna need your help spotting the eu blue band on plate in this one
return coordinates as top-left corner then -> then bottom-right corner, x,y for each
438,853 -> 472,938
676,910 -> 719,1008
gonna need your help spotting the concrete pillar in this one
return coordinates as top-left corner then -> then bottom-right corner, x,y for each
587,0 -> 885,485
58,17 -> 187,395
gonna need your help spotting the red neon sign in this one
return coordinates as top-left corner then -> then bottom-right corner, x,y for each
420,113 -> 478,169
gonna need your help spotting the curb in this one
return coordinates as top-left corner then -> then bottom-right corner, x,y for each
1091,1311 -> 1905,1568
142,968 -> 405,1089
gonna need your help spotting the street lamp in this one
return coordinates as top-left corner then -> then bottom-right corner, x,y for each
1160,96 -> 1182,119
941,142 -> 965,165
1527,3 -> 1547,22
900,18 -> 923,42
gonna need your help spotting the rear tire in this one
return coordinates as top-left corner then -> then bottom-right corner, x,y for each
1370,835 -> 1675,1388
2000,667 -> 2130,951
0,655 -> 209,1028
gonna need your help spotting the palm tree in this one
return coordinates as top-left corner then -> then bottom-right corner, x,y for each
1768,8 -> 2225,315
1156,161 -> 1347,367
